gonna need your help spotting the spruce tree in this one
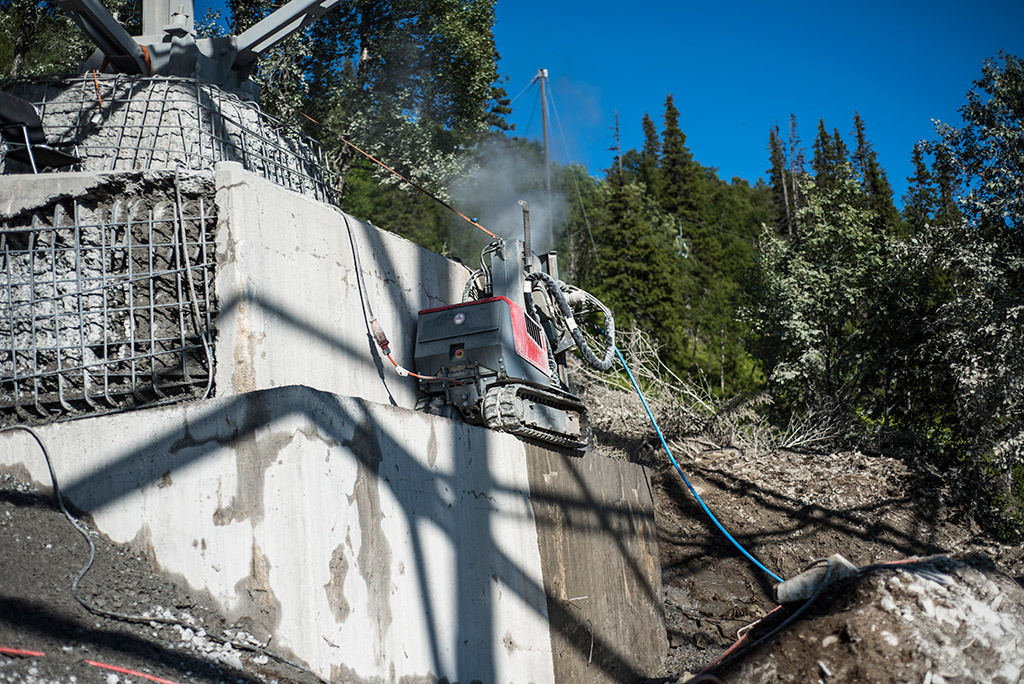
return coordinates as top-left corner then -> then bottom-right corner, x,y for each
638,112 -> 663,197
768,123 -> 793,234
787,114 -> 806,222
587,175 -> 686,370
902,143 -> 936,233
852,113 -> 901,234
659,94 -> 705,224
811,120 -> 839,193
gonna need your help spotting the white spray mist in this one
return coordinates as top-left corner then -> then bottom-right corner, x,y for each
450,139 -> 569,253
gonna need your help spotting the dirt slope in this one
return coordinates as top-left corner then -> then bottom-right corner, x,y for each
0,473 -> 324,684
581,377 -> 1024,683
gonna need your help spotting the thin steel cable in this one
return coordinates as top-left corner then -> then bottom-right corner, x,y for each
296,111 -> 499,239
507,76 -> 535,106
546,88 -> 599,258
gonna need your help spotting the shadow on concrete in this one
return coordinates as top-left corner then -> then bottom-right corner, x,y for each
2,179 -> 661,682
30,385 -> 657,683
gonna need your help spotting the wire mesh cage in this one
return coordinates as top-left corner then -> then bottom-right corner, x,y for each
1,172 -> 215,424
2,75 -> 337,204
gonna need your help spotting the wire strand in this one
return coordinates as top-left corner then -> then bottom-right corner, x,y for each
547,88 -> 599,258
295,111 -> 499,239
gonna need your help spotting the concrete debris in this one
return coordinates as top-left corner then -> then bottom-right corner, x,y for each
0,171 -> 216,423
719,555 -> 1024,684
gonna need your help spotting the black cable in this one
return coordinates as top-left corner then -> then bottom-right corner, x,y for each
525,271 -> 615,371
702,558 -> 834,678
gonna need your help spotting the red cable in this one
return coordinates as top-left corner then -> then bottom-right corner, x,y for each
688,604 -> 786,680
0,646 -> 46,657
92,70 -> 103,108
386,353 -> 463,384
86,660 -> 184,684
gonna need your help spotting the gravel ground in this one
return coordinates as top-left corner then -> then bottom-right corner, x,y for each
0,474 -> 324,684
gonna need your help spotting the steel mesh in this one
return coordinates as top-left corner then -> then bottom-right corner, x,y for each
2,75 -> 337,204
1,174 -> 215,424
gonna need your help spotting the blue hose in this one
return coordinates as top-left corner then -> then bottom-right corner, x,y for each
614,346 -> 784,584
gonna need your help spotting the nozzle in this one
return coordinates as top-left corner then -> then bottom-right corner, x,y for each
518,200 -> 531,273
370,318 -> 390,355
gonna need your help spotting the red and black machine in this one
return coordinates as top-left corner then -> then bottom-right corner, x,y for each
413,203 -> 614,449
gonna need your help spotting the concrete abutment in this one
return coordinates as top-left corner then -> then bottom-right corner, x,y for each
1,164 -> 666,682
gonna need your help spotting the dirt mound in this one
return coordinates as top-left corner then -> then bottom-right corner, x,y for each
636,445 -> 1024,682
578,372 -> 1024,682
715,554 -> 1024,683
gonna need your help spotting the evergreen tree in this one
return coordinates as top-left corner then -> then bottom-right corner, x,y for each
659,94 -> 704,225
638,112 -> 662,196
852,113 -> 901,234
787,113 -> 806,222
902,143 -> 936,233
832,128 -> 850,166
811,120 -> 841,195
767,123 -> 793,234
585,175 -> 686,369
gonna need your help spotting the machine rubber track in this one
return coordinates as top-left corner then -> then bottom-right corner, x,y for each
482,382 -> 590,450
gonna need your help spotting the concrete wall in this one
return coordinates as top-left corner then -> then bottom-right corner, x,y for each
1,165 -> 666,682
0,386 -> 664,683
526,446 -> 665,684
213,162 -> 466,410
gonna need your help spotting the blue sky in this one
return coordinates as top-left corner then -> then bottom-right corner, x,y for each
492,0 -> 1024,203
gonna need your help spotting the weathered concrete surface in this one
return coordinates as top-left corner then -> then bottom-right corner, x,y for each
0,386 -> 664,683
1,386 -> 553,682
1,163 -> 666,682
526,445 -> 665,684
213,162 -> 466,410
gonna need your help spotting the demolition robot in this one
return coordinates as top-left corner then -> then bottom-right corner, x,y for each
412,202 -> 615,450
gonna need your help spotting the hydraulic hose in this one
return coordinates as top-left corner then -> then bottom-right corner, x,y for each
526,271 -> 615,371
614,347 -> 785,584
462,269 -> 486,302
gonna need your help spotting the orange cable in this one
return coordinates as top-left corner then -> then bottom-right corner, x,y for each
0,646 -> 46,657
86,660 -> 184,684
386,353 -> 463,384
92,70 -> 103,108
296,111 -> 499,239
139,45 -> 152,76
